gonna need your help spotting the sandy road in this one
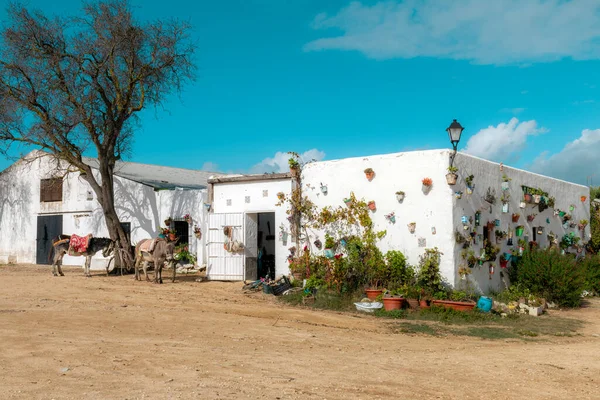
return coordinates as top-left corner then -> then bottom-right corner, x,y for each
0,265 -> 599,399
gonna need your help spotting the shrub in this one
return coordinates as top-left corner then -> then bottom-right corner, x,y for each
417,248 -> 446,294
512,248 -> 585,307
579,254 -> 600,295
385,250 -> 414,289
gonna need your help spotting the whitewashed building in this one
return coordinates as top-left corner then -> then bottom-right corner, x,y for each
0,151 -> 218,269
207,150 -> 591,293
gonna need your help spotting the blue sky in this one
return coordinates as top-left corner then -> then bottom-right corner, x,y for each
1,0 -> 600,185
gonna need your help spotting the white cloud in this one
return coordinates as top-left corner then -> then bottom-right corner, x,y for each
530,129 -> 600,184
250,149 -> 326,174
200,161 -> 219,172
304,0 -> 600,65
463,118 -> 545,161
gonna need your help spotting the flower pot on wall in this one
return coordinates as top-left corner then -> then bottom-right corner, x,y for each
324,249 -> 334,259
515,226 -> 524,237
466,187 -> 473,195
501,182 -> 510,191
533,194 -> 541,204
524,194 -> 532,203
396,193 -> 405,202
512,214 -> 520,223
581,196 -> 587,202
408,222 -> 416,234
446,173 -> 458,185
368,201 -> 376,211
422,184 -> 432,194
455,191 -> 463,199
502,203 -> 509,213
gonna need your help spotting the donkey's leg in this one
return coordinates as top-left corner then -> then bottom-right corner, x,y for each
51,252 -> 58,276
85,256 -> 91,277
57,257 -> 64,276
143,261 -> 150,282
134,256 -> 140,281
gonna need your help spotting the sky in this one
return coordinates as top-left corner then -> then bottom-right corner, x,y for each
1,0 -> 600,185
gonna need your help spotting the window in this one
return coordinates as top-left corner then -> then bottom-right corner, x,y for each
40,178 -> 63,202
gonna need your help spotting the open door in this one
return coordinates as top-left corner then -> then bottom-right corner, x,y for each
244,214 -> 258,281
207,213 -> 245,280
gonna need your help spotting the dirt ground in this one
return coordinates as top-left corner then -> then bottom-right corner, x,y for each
0,265 -> 599,400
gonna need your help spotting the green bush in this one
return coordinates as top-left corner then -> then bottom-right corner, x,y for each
385,250 -> 414,289
579,254 -> 600,295
417,247 -> 446,295
512,248 -> 585,307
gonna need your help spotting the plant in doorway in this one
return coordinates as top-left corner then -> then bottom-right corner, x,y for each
174,243 -> 197,265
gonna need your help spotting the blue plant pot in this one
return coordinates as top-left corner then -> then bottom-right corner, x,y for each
324,249 -> 334,259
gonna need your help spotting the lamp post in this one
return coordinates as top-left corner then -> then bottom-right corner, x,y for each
446,119 -> 464,168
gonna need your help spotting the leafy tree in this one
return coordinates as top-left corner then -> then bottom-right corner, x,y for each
589,186 -> 600,253
0,1 -> 196,265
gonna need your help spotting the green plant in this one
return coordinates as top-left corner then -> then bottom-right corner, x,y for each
395,190 -> 405,195
547,196 -> 556,208
288,157 -> 300,170
447,166 -> 458,173
485,187 -> 496,204
502,174 -> 511,182
417,248 -> 445,294
364,168 -> 373,174
461,248 -> 477,266
324,233 -> 336,249
174,243 -> 197,265
511,248 -> 585,307
579,254 -> 600,295
465,174 -> 474,187
385,250 -> 414,289
500,192 -> 510,204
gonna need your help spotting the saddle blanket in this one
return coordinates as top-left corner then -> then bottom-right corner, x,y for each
139,239 -> 158,255
69,234 -> 91,254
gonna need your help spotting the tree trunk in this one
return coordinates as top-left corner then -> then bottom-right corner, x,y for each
81,160 -> 133,269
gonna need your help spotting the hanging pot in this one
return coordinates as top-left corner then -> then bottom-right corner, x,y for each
446,173 -> 458,185
502,203 -> 509,213
408,223 -> 416,233
475,212 -> 481,226
519,201 -> 526,209
368,201 -> 376,211
515,226 -> 524,237
422,184 -> 432,194
365,171 -> 375,181
324,249 -> 334,259
343,198 -> 352,206
320,185 -> 328,195
387,215 -> 396,224
533,194 -> 541,204
455,191 -> 463,199
581,196 -> 587,202
396,193 -> 405,202
524,194 -> 532,203
466,187 -> 473,195
501,182 -> 509,191
512,214 -> 520,223
537,226 -> 544,235
503,253 -> 512,262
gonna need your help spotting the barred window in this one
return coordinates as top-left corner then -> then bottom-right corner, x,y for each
40,178 -> 63,202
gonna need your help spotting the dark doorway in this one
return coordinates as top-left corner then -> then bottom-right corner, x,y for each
257,212 -> 275,280
36,215 -> 63,264
174,221 -> 189,245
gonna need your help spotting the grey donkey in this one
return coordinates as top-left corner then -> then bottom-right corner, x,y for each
50,235 -> 115,277
134,238 -> 177,284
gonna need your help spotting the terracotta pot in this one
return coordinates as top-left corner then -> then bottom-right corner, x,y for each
512,214 -> 520,223
383,297 -> 404,311
368,201 -> 376,211
581,196 -> 587,202
168,233 -> 177,241
365,289 -> 383,301
406,298 -> 420,310
524,194 -> 532,203
431,300 -> 476,312
445,173 -> 458,185
419,299 -> 430,309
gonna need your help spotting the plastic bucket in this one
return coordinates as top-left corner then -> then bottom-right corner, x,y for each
476,296 -> 493,313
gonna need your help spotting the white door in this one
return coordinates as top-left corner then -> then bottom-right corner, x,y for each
244,213 -> 258,281
207,213 -> 244,280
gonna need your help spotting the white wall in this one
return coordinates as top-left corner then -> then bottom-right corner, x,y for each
301,150 -> 455,284
0,152 -> 208,268
211,178 -> 293,277
453,152 -> 591,293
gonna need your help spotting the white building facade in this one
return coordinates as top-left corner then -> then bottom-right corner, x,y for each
0,152 -> 216,269
207,150 -> 590,293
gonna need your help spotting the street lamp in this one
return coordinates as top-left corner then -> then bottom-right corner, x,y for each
446,119 -> 464,167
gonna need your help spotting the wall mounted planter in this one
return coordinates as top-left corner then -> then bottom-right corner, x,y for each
455,191 -> 463,199
524,194 -> 532,203
520,201 -> 526,209
512,213 -> 520,223
385,212 -> 396,224
368,201 -> 376,211
515,226 -> 525,236
502,203 -> 509,213
324,249 -> 335,259
408,222 -> 416,234
581,196 -> 587,202
364,169 -> 375,182
533,194 -> 541,204
501,182 -> 510,191
422,184 -> 432,194
446,173 -> 458,185
396,192 -> 405,202
466,186 -> 474,195
320,184 -> 328,195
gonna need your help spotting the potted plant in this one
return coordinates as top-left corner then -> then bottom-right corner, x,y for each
486,220 -> 495,232
422,177 -> 433,193
579,219 -> 589,230
520,199 -> 527,209
383,289 -> 405,311
485,187 -> 496,204
323,234 -> 335,259
455,191 -> 463,199
277,192 -> 286,201
501,174 -> 511,190
320,183 -> 328,195
515,225 -> 525,237
536,226 -> 544,235
343,197 -> 353,206
395,191 -> 405,202
527,213 -> 537,222
432,291 -> 476,311
407,222 -> 416,233
547,196 -> 556,208
465,174 -> 475,193
458,266 -> 471,280
367,200 -> 376,211
581,195 -> 587,202
446,166 -> 458,185
364,168 -> 375,181
403,285 -> 421,309
193,225 -> 202,239
183,214 -> 192,224
288,157 -> 300,178
164,217 -> 173,226
495,230 -> 507,244
385,212 -> 396,223
512,213 -> 520,223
